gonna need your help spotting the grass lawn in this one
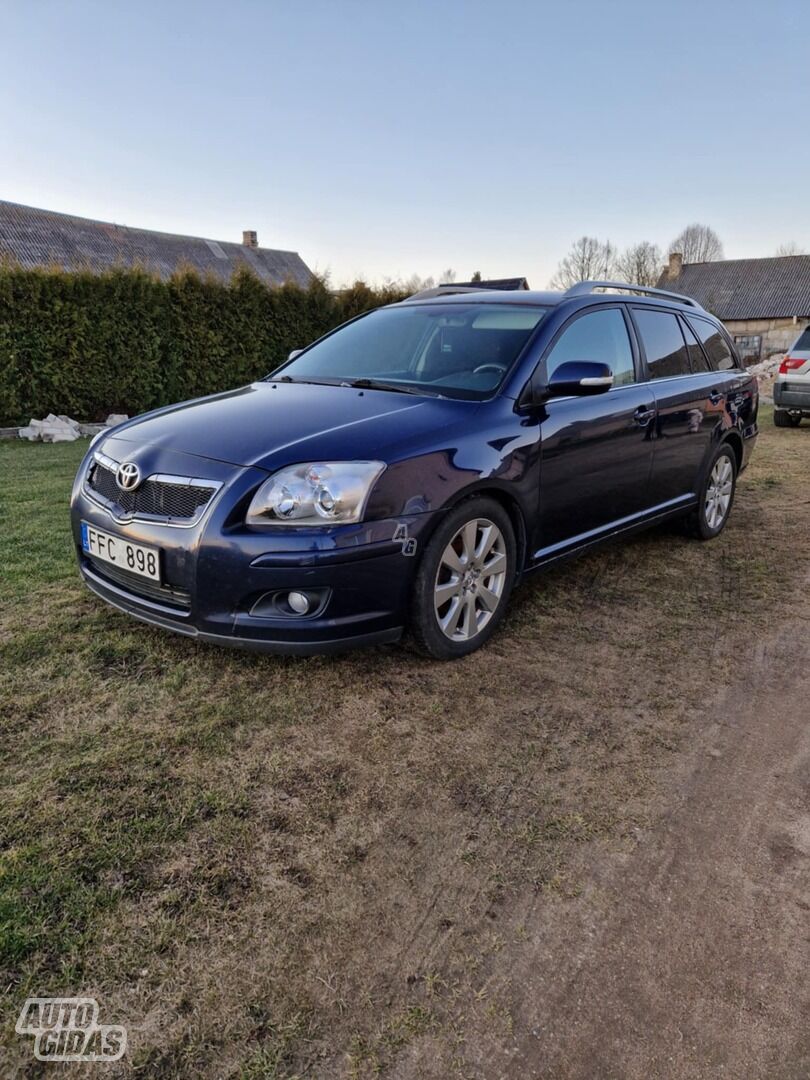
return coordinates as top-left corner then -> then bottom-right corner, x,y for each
1,408 -> 808,1077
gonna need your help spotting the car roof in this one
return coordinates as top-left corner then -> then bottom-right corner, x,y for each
400,288 -> 563,307
398,285 -> 710,316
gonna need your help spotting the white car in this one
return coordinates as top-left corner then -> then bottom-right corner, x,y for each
774,326 -> 810,427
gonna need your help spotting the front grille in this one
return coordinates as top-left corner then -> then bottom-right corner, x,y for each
85,555 -> 192,610
87,460 -> 216,522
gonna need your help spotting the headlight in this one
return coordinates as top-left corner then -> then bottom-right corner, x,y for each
246,461 -> 386,527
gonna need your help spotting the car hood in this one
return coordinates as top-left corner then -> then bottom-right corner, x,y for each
104,381 -> 479,472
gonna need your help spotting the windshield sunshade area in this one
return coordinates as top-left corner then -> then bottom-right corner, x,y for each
274,303 -> 549,400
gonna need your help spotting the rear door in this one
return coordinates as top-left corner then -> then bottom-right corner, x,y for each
631,306 -> 727,505
686,314 -> 747,431
536,305 -> 657,551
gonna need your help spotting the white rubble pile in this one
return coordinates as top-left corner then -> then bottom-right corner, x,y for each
747,353 -> 783,402
747,354 -> 783,380
18,413 -> 81,443
17,412 -> 129,442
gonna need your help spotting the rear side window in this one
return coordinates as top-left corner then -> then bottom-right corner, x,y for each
680,316 -> 710,373
633,309 -> 691,379
689,317 -> 736,371
545,308 -> 635,386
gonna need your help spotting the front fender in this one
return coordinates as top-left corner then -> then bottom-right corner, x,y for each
364,399 -> 541,531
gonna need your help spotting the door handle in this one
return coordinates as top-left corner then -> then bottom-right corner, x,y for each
634,406 -> 655,426
709,389 -> 723,405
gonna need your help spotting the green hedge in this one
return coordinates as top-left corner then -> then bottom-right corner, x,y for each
0,264 -> 409,425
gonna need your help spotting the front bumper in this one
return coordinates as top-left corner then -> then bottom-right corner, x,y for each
71,444 -> 441,655
774,381 -> 810,411
78,560 -> 406,654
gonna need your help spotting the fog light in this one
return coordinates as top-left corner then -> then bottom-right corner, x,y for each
287,590 -> 311,615
249,588 -> 329,619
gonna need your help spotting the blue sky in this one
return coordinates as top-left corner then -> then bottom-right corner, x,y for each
2,0 -> 808,287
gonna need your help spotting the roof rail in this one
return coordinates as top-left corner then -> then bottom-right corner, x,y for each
404,285 -> 494,301
564,280 -> 704,309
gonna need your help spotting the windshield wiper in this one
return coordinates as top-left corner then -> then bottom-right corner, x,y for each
343,378 -> 424,396
271,375 -> 339,387
271,374 -> 432,395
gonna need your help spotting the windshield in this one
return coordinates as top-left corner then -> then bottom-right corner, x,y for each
274,303 -> 549,400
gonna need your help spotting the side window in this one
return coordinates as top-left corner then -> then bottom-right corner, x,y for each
680,316 -> 710,373
545,308 -> 635,387
689,317 -> 736,371
633,309 -> 691,379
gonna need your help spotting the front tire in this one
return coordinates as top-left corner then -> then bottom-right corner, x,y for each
683,445 -> 737,541
409,497 -> 516,660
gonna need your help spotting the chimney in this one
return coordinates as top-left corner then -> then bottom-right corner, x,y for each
242,230 -> 258,249
667,251 -> 683,279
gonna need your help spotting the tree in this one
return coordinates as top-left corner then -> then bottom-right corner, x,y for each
548,237 -> 617,290
470,270 -> 482,282
667,223 -> 723,264
395,273 -> 435,294
386,269 -> 459,292
615,241 -> 663,286
775,242 -> 806,256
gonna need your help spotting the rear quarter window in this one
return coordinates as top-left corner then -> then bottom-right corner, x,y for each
689,316 -> 736,371
679,316 -> 711,373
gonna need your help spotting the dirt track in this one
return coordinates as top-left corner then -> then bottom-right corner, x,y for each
472,604 -> 810,1079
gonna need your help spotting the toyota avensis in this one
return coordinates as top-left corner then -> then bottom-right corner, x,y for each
70,280 -> 758,660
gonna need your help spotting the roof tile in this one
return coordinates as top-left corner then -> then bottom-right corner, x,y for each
657,256 -> 810,320
0,200 -> 313,287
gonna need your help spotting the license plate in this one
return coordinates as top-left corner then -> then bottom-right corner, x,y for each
81,522 -> 160,582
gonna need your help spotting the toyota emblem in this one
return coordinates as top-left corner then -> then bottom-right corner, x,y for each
116,461 -> 141,491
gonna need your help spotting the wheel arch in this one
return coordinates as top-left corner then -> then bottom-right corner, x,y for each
442,484 -> 529,578
719,429 -> 744,474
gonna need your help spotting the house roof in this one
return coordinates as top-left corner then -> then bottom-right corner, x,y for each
657,256 -> 810,320
0,199 -> 313,287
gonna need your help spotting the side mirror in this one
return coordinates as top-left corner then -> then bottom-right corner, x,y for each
546,361 -> 613,398
288,349 -> 304,362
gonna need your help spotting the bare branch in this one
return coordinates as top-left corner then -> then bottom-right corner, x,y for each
667,223 -> 723,264
549,237 -> 617,290
775,242 -> 806,256
615,241 -> 663,286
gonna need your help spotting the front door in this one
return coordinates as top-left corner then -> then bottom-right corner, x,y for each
536,305 -> 656,553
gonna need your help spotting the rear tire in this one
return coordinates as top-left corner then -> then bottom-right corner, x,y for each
682,445 -> 737,541
774,409 -> 800,428
409,497 -> 516,660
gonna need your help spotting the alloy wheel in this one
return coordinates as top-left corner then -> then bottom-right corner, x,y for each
705,457 -> 734,530
433,518 -> 508,641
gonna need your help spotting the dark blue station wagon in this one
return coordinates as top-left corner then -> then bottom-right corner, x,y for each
70,281 -> 758,659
